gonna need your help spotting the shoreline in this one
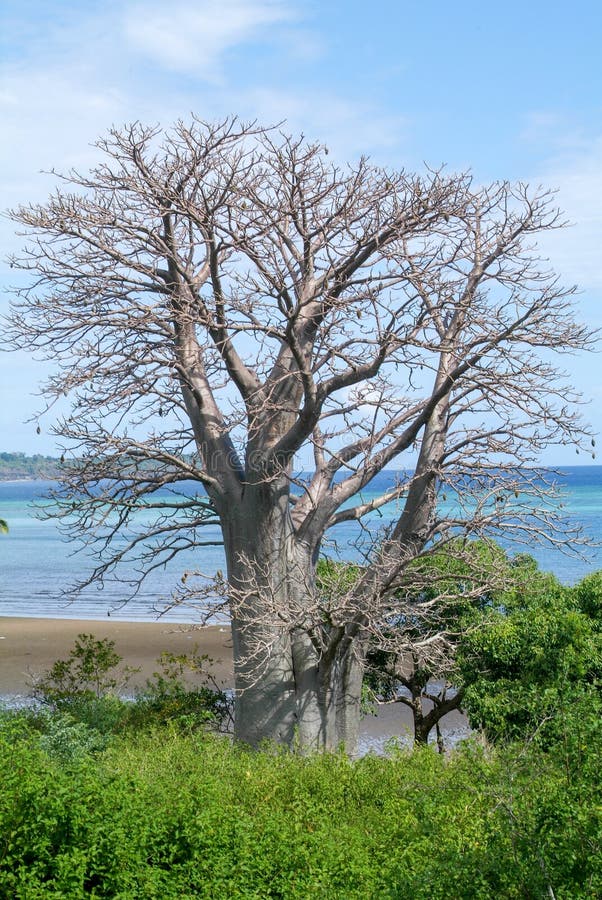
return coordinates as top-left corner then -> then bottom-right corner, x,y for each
0,616 -> 470,750
0,617 -> 234,697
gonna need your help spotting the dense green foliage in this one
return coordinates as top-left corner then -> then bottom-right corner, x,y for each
31,634 -> 231,737
363,542 -> 506,714
460,561 -> 602,744
1,561 -> 600,896
325,545 -> 602,749
0,701 -> 599,898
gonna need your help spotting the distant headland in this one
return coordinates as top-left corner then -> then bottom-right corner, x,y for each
0,452 -> 62,481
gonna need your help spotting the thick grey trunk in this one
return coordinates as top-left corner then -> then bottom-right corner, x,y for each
329,646 -> 363,753
220,482 -> 362,753
291,630 -> 363,754
223,486 -> 300,747
230,617 -> 298,746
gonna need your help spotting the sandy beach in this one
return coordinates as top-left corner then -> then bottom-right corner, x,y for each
0,617 -> 233,697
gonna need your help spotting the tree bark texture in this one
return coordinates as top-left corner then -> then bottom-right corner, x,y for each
222,477 -> 363,752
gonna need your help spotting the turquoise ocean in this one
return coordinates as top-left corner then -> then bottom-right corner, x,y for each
1,467 -> 601,622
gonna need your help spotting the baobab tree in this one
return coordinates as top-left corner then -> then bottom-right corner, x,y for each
4,118 -> 595,753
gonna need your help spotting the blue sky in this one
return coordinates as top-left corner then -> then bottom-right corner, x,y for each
1,0 -> 601,462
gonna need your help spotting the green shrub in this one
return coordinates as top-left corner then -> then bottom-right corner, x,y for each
459,567 -> 602,746
1,600 -> 598,898
32,633 -> 139,706
30,635 -> 232,738
130,648 -> 232,733
37,711 -> 110,763
0,723 -> 599,898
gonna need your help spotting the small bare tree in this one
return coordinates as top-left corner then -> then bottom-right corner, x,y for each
360,542 -> 510,749
4,117 -> 595,752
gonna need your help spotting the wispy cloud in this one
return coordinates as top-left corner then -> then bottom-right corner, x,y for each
0,0 -> 405,206
123,0 -> 298,81
532,134 -> 602,299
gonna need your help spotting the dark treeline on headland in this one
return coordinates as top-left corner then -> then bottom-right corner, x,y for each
0,452 -> 62,481
0,452 -> 194,482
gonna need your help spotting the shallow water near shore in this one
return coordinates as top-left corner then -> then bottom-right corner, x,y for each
1,466 -> 601,622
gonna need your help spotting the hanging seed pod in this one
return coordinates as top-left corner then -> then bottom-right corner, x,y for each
36,424 -> 41,435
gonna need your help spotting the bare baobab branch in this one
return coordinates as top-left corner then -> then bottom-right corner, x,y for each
4,117 -> 597,753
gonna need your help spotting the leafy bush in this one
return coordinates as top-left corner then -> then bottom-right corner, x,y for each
30,634 -> 232,737
459,563 -> 602,745
1,573 -> 599,897
0,717 -> 599,898
130,649 -> 232,733
32,633 -> 139,706
37,711 -> 110,763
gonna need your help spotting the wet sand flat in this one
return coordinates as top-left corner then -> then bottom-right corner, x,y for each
0,617 -> 469,750
0,617 -> 233,697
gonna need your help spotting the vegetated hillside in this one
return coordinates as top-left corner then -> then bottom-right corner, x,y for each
0,452 -> 62,481
0,452 -> 190,482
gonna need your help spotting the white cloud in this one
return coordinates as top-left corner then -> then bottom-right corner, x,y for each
123,0 -> 297,80
0,0 -> 408,302
0,1 -> 405,234
0,68 -> 129,269
533,135 -> 602,298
